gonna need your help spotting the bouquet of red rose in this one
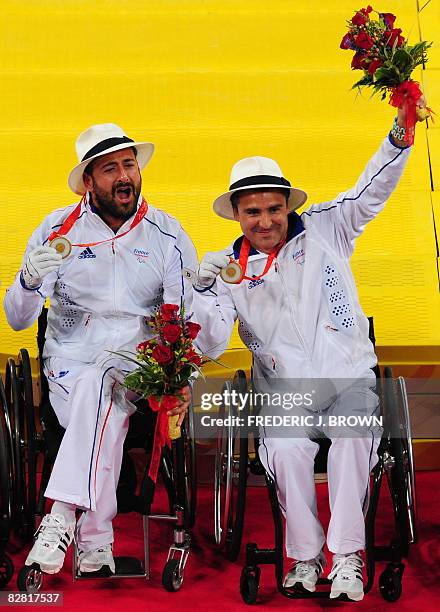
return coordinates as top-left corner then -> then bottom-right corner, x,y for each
114,303 -> 202,482
340,5 -> 433,144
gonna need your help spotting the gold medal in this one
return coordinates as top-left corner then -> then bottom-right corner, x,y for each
49,236 -> 72,259
220,260 -> 244,284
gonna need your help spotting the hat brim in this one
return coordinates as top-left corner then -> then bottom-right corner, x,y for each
213,184 -> 308,220
68,141 -> 155,195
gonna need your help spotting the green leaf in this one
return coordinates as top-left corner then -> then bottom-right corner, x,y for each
351,74 -> 373,90
393,48 -> 412,71
106,350 -> 148,369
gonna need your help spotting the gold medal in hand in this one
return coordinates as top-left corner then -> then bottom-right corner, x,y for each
49,236 -> 72,259
220,260 -> 244,284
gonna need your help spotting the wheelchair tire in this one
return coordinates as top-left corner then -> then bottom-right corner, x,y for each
0,554 -> 14,589
183,405 -> 197,529
379,563 -> 404,602
396,376 -> 417,545
225,430 -> 248,561
17,565 -> 43,593
240,566 -> 260,605
214,381 -> 234,546
383,368 -> 412,558
0,378 -> 13,549
225,371 -> 249,561
162,559 -> 183,592
214,371 -> 249,557
18,349 -> 38,538
5,359 -> 26,534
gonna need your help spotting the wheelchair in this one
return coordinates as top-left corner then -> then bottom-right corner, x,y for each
0,376 -> 14,589
214,320 -> 417,604
3,307 -> 197,593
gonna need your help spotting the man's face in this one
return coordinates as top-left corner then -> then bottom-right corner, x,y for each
83,148 -> 142,221
233,190 -> 289,254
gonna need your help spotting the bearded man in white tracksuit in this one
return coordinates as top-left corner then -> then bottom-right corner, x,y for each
4,124 -> 197,576
192,104 -> 424,601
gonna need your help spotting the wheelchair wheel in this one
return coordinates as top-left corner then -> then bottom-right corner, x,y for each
183,404 -> 197,528
383,368 -> 416,558
162,558 -> 183,592
17,349 -> 38,538
240,566 -> 260,605
4,359 -> 25,533
396,376 -> 417,545
4,356 -> 37,541
379,562 -> 404,602
0,378 -> 14,589
214,371 -> 249,561
0,378 -> 13,529
17,565 -> 43,593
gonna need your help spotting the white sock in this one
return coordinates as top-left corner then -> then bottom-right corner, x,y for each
51,501 -> 76,524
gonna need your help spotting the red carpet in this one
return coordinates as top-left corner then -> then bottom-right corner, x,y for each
5,471 -> 440,611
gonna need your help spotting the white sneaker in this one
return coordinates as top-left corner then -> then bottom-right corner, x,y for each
78,544 -> 115,574
329,552 -> 364,601
283,550 -> 326,592
25,513 -> 75,574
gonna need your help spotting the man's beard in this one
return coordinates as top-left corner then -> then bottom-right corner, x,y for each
91,177 -> 142,221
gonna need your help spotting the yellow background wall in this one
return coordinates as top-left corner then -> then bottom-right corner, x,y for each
1,0 -> 439,366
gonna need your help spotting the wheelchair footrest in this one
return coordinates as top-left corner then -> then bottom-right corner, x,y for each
115,556 -> 144,575
76,556 -> 145,579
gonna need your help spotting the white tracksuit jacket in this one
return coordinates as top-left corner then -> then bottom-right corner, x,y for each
4,195 -> 198,363
193,136 -> 411,381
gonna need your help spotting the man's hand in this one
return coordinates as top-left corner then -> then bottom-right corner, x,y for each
167,385 -> 191,426
396,94 -> 428,127
197,251 -> 230,287
22,246 -> 62,289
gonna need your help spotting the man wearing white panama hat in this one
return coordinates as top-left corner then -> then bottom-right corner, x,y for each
192,105 -> 424,601
4,123 -> 197,576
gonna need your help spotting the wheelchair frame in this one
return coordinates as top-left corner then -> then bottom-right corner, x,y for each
214,334 -> 417,603
2,308 -> 197,593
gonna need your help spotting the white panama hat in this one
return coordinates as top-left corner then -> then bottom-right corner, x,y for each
68,123 -> 155,195
213,156 -> 307,220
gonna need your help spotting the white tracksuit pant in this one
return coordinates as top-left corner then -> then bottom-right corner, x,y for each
44,357 -> 136,553
258,386 -> 381,560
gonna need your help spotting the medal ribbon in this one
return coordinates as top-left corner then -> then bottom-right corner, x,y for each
47,195 -> 149,247
238,235 -> 286,281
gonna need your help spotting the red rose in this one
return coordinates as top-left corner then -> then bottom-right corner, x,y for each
351,52 -> 368,70
352,12 -> 367,26
152,344 -> 174,365
354,31 -> 374,50
351,5 -> 372,27
162,323 -> 182,343
160,304 -> 180,322
340,33 -> 353,50
186,349 -> 202,367
185,321 -> 201,339
368,58 -> 383,74
380,12 -> 396,29
386,28 -> 405,48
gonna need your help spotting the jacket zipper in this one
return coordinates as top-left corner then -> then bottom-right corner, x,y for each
112,239 -> 117,314
275,260 -> 312,360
